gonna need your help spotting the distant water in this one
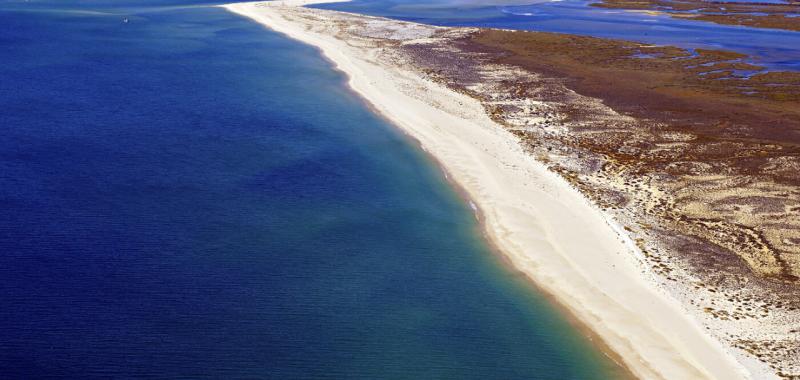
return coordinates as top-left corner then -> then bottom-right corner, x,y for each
0,2 -> 625,378
316,0 -> 800,71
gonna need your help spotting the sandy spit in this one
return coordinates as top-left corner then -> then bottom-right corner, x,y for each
221,2 -> 771,379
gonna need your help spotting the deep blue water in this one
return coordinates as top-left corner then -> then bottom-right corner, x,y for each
0,2 -> 624,378
316,0 -> 800,71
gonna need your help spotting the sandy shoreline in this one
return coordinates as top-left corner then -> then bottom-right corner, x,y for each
221,1 -> 771,378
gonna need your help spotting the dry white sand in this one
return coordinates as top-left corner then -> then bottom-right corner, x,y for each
222,2 -> 772,379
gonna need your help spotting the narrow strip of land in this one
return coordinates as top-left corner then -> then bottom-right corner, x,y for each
222,1 -> 773,378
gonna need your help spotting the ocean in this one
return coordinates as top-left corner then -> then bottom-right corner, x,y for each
0,1 -> 625,378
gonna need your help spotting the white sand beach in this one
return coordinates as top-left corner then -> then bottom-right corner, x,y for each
222,2 -> 773,378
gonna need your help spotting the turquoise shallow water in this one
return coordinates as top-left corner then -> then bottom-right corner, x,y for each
0,1 -> 625,378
